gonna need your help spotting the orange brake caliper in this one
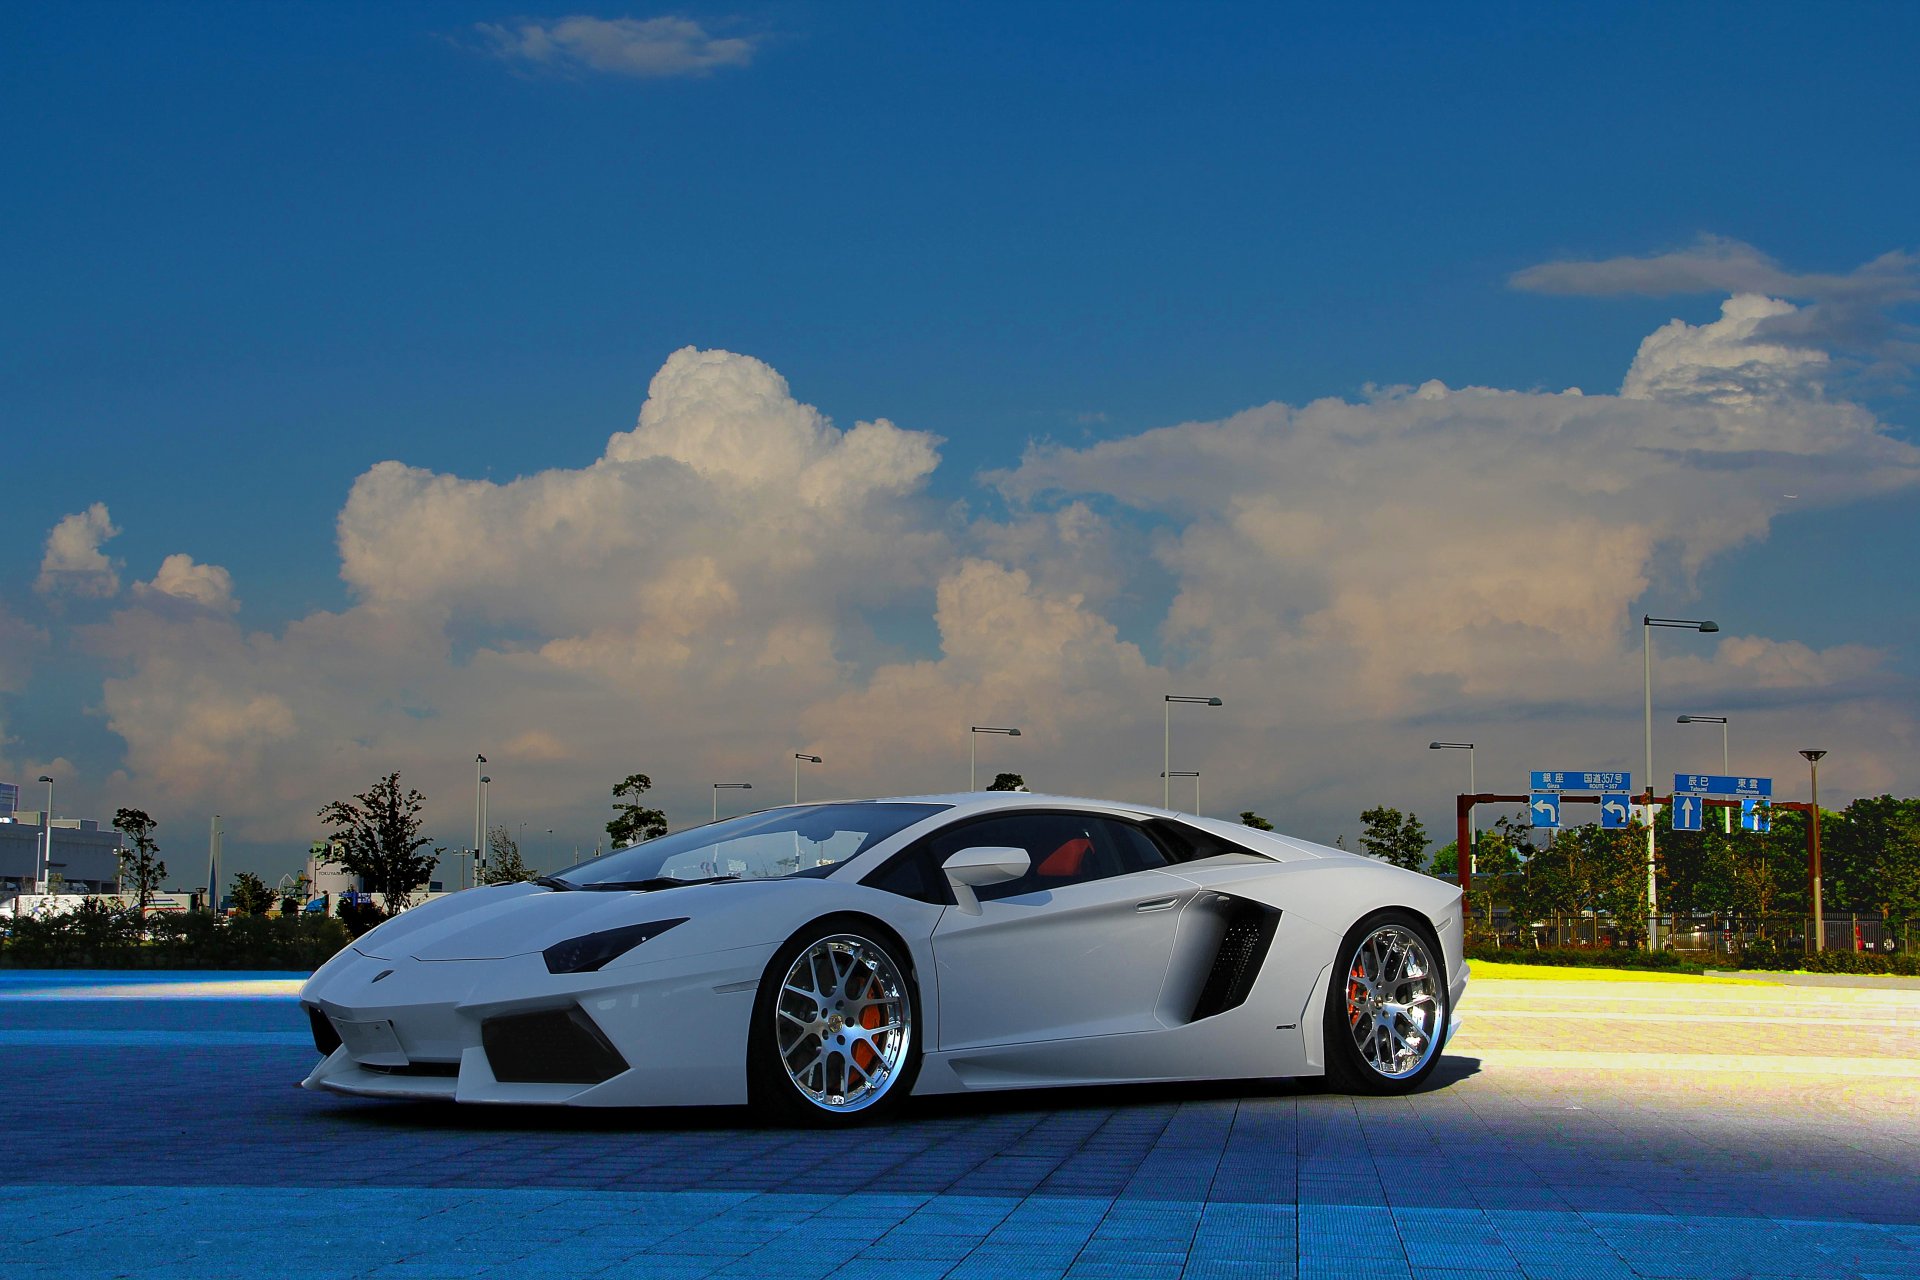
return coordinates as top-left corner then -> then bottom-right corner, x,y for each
852,977 -> 883,1074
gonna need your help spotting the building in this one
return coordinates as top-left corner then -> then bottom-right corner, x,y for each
0,811 -> 125,896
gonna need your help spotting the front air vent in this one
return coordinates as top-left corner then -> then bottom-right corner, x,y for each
307,1005 -> 343,1056
481,1007 -> 629,1085
1189,901 -> 1280,1022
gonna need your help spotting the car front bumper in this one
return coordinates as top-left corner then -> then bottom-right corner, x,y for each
299,940 -> 771,1107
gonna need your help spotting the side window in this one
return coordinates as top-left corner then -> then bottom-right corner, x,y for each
1143,817 -> 1263,864
1096,817 -> 1172,873
864,811 -> 1174,904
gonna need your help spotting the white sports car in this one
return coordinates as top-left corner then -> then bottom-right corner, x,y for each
301,794 -> 1467,1123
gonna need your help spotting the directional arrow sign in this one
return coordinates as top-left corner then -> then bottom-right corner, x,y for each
1742,798 -> 1772,833
1672,792 -> 1703,832
1599,793 -> 1632,829
1529,792 -> 1561,829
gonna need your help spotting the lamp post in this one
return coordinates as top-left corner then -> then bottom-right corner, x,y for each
793,754 -> 822,804
1800,750 -> 1827,953
1164,696 -> 1223,808
477,775 -> 490,884
713,782 -> 752,822
1677,716 -> 1732,833
1161,771 -> 1200,816
1428,742 -> 1476,871
968,727 -> 1021,791
36,774 -> 53,895
473,754 -> 488,885
1643,616 -> 1719,950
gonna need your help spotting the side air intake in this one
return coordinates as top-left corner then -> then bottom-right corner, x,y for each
1188,900 -> 1280,1022
481,1007 -> 629,1085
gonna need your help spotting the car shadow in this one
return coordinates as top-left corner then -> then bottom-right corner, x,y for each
317,1063 -> 1479,1136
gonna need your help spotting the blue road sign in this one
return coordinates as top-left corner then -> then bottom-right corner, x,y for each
1598,792 -> 1632,829
1672,792 -> 1704,831
1529,792 -> 1561,829
1531,771 -> 1632,793
1674,774 -> 1772,798
1742,798 -> 1772,833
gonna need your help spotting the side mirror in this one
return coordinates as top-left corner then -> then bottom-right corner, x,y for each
941,846 -> 1031,915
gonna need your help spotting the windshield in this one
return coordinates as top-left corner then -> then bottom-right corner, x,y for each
552,802 -> 948,889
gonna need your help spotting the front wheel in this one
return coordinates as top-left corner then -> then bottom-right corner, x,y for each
747,917 -> 920,1125
1322,911 -> 1448,1094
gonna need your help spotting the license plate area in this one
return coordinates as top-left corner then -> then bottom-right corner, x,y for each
334,1018 -> 408,1067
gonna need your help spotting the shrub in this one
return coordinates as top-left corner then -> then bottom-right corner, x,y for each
1465,944 -> 1700,972
0,905 -> 350,970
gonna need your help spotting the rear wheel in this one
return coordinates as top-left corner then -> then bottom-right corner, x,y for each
748,917 -> 919,1125
1322,911 -> 1448,1094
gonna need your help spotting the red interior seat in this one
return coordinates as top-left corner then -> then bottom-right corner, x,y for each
1036,837 -> 1093,877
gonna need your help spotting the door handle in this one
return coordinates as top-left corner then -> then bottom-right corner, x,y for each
1135,896 -> 1179,913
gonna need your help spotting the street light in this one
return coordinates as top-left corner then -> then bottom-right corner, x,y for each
1643,615 -> 1719,951
473,755 -> 488,884
1164,696 -> 1223,808
713,782 -> 752,822
36,775 -> 52,895
1800,750 -> 1827,953
1428,743 -> 1476,871
1161,771 -> 1200,816
476,776 -> 491,885
1677,716 -> 1732,833
793,754 -> 823,804
968,727 -> 1021,791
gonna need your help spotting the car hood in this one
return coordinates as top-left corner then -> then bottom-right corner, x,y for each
352,880 -> 788,962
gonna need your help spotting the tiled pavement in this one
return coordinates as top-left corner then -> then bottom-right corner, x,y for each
1,969 -> 1917,1279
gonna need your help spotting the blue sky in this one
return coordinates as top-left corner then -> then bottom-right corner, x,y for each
3,3 -> 1917,883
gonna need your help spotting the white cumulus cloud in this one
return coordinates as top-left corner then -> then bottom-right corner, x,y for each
35,503 -> 122,599
132,553 -> 239,613
75,312 -> 1920,852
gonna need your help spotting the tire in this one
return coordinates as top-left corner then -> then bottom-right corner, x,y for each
747,915 -> 921,1125
1322,909 -> 1449,1095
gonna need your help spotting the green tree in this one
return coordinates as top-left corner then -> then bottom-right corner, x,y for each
1239,811 -> 1274,831
316,772 -> 441,911
230,871 -> 275,916
608,773 -> 668,847
1358,806 -> 1429,871
986,772 -> 1027,792
478,824 -> 538,885
1830,796 -> 1920,930
111,808 -> 168,920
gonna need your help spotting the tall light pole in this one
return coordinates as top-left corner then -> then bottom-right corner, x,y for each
1677,716 -> 1731,833
1800,750 -> 1827,953
36,775 -> 53,895
713,782 -> 752,822
473,754 -> 488,884
477,775 -> 490,884
793,754 -> 822,804
207,814 -> 223,913
968,727 -> 1021,791
1428,742 -> 1476,869
1161,771 -> 1200,816
1164,696 -> 1223,808
1643,615 -> 1719,950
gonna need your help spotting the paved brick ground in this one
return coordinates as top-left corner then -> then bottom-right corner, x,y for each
1,969 -> 1916,1279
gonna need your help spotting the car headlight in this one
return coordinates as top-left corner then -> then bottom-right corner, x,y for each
543,918 -> 688,975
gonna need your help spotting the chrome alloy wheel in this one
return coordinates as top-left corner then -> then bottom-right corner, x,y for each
773,934 -> 912,1113
1344,923 -> 1442,1080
